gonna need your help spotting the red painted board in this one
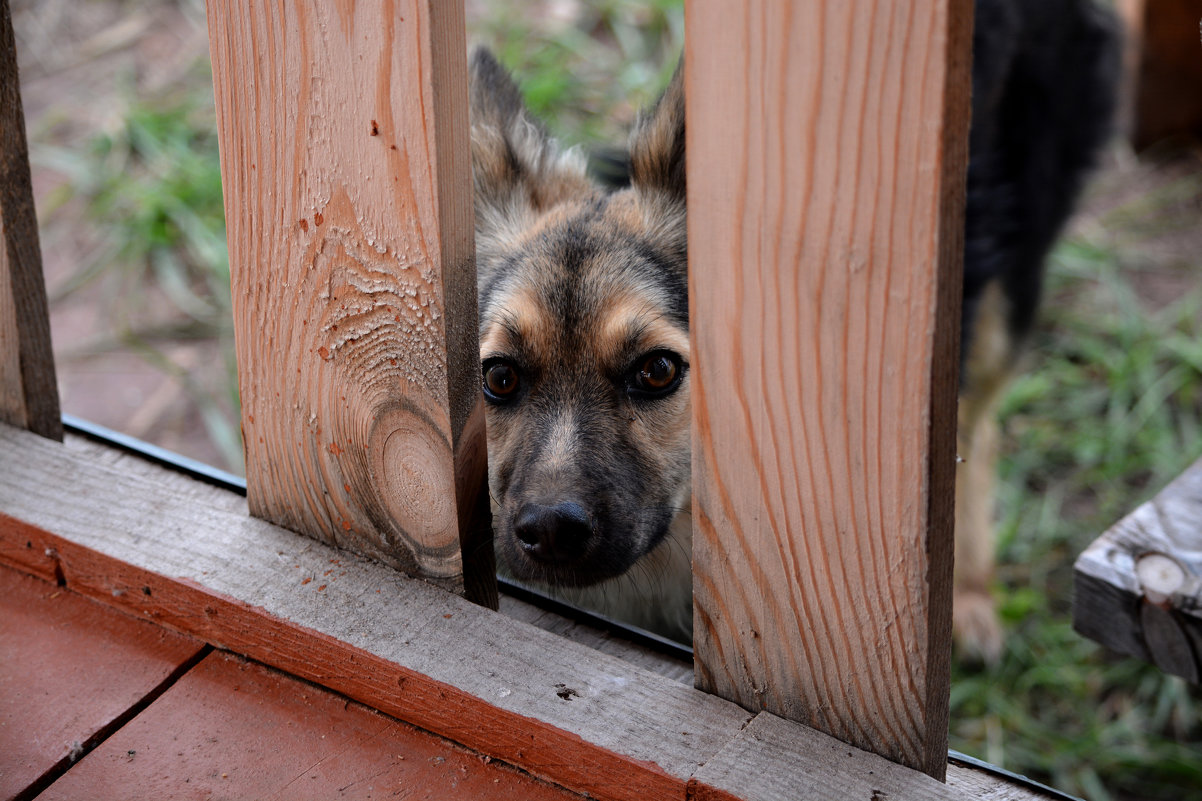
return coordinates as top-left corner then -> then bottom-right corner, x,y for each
1,516 -> 686,801
41,650 -> 585,801
0,566 -> 205,801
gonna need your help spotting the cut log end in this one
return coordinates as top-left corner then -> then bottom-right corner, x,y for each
1136,552 -> 1186,604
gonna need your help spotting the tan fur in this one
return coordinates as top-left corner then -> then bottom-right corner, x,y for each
628,64 -> 686,198
478,285 -> 555,360
597,294 -> 692,364
953,280 -> 1015,663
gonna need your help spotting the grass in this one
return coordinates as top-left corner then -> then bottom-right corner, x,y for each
25,1 -> 1202,799
951,222 -> 1202,799
468,0 -> 683,146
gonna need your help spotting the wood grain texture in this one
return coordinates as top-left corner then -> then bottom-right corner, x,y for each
688,713 -> 964,801
48,433 -> 1097,800
946,753 -> 1075,801
691,716 -> 1069,801
497,594 -> 695,686
686,0 -> 972,778
69,429 -> 700,684
205,1 -> 492,603
0,0 -> 61,441
1074,456 -> 1202,683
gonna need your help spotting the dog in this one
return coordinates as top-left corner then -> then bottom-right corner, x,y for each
468,0 -> 1119,661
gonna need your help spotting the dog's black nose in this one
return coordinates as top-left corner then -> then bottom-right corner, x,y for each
513,501 -> 592,562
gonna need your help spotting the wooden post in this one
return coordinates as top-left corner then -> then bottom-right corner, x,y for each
0,0 -> 61,441
687,0 -> 971,779
205,1 -> 494,605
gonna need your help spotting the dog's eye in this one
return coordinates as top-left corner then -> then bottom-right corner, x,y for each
640,354 -> 677,389
482,360 -> 520,403
628,351 -> 685,399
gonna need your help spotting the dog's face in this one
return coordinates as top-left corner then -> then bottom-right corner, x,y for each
468,50 -> 689,588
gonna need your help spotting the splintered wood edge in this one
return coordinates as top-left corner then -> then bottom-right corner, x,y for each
0,423 -> 1002,800
1073,456 -> 1202,675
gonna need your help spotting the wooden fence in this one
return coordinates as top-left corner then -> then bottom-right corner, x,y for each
1,0 -> 975,793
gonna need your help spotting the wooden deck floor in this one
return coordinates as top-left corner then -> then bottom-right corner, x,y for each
0,565 -> 584,801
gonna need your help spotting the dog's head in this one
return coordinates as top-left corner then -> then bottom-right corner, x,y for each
468,49 -> 688,588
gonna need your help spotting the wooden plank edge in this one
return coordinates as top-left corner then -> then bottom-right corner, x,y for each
689,716 -> 1073,801
4,604 -> 213,801
0,470 -> 717,798
689,714 -> 967,801
0,0 -> 62,440
0,423 -> 996,800
1073,457 -> 1202,680
65,416 -> 698,682
1,521 -> 699,800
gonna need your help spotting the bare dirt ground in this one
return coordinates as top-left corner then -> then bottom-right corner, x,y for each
13,0 -> 229,468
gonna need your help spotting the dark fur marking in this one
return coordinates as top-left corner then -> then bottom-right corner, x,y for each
962,0 -> 1119,367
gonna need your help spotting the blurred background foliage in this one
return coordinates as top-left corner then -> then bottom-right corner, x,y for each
12,1 -> 1202,798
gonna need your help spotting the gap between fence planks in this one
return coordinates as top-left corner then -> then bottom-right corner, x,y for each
687,0 -> 972,779
0,423 -> 999,801
205,1 -> 492,604
0,0 -> 61,441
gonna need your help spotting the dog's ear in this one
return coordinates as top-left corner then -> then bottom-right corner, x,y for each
468,48 -> 591,245
628,60 -> 685,202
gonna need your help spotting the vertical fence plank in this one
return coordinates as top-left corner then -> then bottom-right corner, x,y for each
0,0 -> 61,441
206,1 -> 493,605
687,0 -> 971,778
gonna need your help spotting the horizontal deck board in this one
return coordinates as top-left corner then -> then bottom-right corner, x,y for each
0,423 -> 746,800
691,713 -> 968,801
64,426 -> 697,686
0,566 -> 205,801
0,423 -> 1041,799
40,650 -> 584,801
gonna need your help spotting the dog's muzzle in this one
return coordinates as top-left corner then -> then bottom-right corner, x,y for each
512,500 -> 593,563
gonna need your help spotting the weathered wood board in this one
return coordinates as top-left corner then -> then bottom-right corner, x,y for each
0,422 -> 1006,801
687,0 -> 971,779
1074,457 -> 1202,683
39,433 -> 1078,800
0,0 -> 61,441
691,713 -> 969,801
204,1 -> 492,603
0,423 -> 746,801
